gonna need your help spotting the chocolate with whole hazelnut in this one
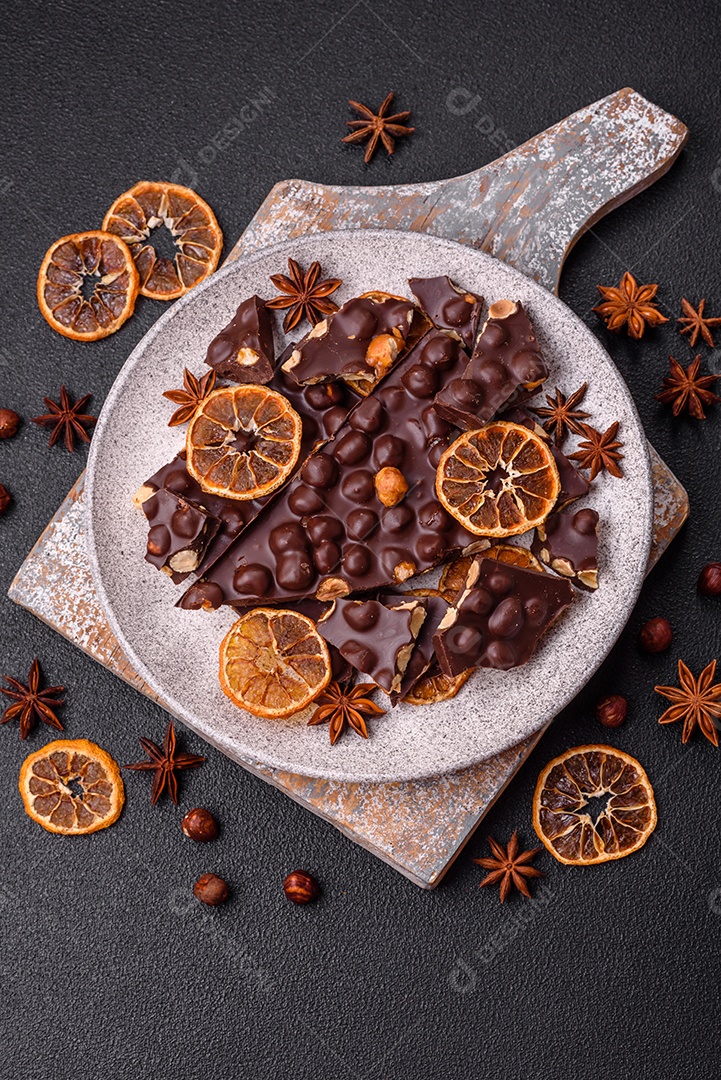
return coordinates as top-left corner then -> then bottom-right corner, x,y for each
205,295 -> 275,384
142,488 -> 220,583
283,869 -> 319,905
0,408 -> 20,440
180,329 -> 481,611
409,275 -> 482,351
532,507 -> 599,591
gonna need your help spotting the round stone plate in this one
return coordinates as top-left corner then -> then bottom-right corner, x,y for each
86,230 -> 652,783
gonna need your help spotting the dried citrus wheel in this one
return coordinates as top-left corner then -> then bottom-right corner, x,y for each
438,545 -> 543,603
102,181 -> 222,300
532,745 -> 657,865
405,668 -> 472,706
220,609 -> 332,719
436,421 -> 560,538
186,385 -> 302,500
37,231 -> 139,341
19,739 -> 124,835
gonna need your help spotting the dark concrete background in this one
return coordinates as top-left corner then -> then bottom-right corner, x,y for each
1,1 -> 720,1077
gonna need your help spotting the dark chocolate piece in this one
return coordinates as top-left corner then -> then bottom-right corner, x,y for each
317,596 -> 427,693
135,450 -> 267,581
501,407 -> 590,508
409,276 -> 482,351
433,300 -> 548,430
142,488 -> 220,583
433,556 -> 573,675
181,330 -> 485,611
384,593 -> 450,704
281,292 -> 416,395
205,295 -> 275,384
532,508 -> 599,591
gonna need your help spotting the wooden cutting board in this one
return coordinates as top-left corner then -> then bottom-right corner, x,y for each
9,87 -> 689,888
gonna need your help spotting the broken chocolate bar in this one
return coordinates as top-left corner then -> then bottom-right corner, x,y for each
433,556 -> 573,675
384,592 -> 450,704
317,596 -> 427,693
532,507 -> 599,590
409,275 -> 482,351
180,329 -> 486,611
205,294 -> 275,383
143,488 -> 220,583
433,300 -> 548,430
281,292 -> 416,395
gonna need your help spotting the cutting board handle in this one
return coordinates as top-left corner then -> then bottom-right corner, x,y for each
234,87 -> 687,294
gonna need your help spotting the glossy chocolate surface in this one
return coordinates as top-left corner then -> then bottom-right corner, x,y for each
317,596 -> 427,693
281,293 -> 416,393
182,330 -> 482,610
205,294 -> 275,383
433,556 -> 573,675
408,275 -> 482,351
143,488 -> 220,583
433,301 -> 548,430
532,507 -> 599,590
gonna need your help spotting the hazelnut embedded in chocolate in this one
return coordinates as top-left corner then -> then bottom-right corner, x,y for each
374,466 -> 408,507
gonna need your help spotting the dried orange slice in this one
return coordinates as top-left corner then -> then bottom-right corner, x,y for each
405,668 -> 472,706
186,385 -> 302,500
533,745 -> 657,865
438,544 -> 543,603
436,421 -> 560,538
220,609 -> 332,719
37,231 -> 139,341
19,739 -> 124,835
102,181 -> 222,300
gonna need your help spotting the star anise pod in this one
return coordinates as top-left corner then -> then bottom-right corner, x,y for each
31,386 -> 97,452
677,297 -> 721,348
655,659 -> 721,746
656,355 -> 720,420
1,659 -> 65,740
162,368 -> 216,426
342,92 -> 415,164
267,258 -> 342,333
124,720 -> 206,804
530,382 -> 591,445
593,271 -> 668,339
474,830 -> 543,903
568,421 -> 624,480
308,680 -> 385,745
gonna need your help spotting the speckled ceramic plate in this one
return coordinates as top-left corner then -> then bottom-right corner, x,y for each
86,230 -> 652,783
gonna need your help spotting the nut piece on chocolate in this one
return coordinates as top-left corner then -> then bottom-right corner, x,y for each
433,556 -> 573,675
433,300 -> 548,430
409,276 -> 482,351
205,295 -> 275,384
384,592 -> 450,704
143,488 -> 220,583
532,508 -> 599,591
281,292 -> 416,396
317,596 -> 427,694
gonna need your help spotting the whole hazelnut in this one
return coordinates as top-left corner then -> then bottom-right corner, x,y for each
0,484 -> 11,514
638,617 -> 673,654
698,563 -> 721,598
595,694 -> 628,729
374,466 -> 408,507
193,872 -> 229,906
182,807 -> 219,842
0,408 -> 20,440
283,869 -> 319,905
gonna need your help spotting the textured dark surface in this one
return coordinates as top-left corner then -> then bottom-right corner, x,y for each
1,1 -> 720,1077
